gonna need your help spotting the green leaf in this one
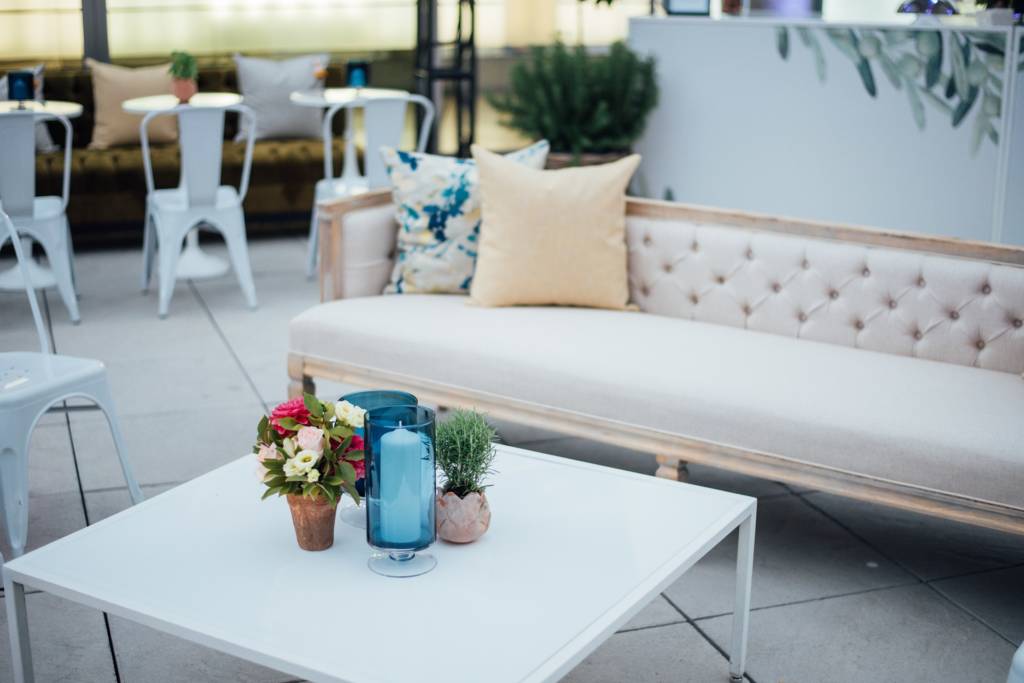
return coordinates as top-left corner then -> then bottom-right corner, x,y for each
878,53 -> 903,91
257,415 -> 269,437
925,32 -> 942,89
341,480 -> 360,505
303,393 -> 324,418
951,85 -> 978,127
950,34 -> 969,99
344,450 -> 364,462
905,80 -> 925,130
945,76 -> 957,99
324,475 -> 344,486
776,27 -> 789,60
971,111 -> 989,156
856,59 -> 877,97
338,461 -> 357,483
261,487 -> 280,501
264,475 -> 286,488
275,417 -> 301,431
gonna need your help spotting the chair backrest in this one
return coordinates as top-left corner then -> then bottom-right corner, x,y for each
140,103 -> 256,207
0,111 -> 73,218
0,207 -> 50,354
323,94 -> 435,189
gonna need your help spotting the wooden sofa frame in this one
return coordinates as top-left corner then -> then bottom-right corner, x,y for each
289,189 -> 1024,535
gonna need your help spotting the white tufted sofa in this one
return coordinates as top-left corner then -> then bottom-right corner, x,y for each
289,191 -> 1024,534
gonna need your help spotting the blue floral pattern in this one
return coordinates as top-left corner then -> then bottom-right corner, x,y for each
382,141 -> 549,294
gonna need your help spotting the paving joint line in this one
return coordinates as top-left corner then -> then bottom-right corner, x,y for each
188,280 -> 269,412
794,491 -> 1017,647
661,592 -> 759,683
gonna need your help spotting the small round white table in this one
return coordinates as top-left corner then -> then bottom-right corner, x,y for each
121,92 -> 243,280
290,87 -> 408,181
0,100 -> 83,292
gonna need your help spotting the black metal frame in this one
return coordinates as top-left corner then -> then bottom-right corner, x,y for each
415,0 -> 477,156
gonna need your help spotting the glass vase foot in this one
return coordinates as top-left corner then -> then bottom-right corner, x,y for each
368,550 -> 437,578
339,499 -> 366,529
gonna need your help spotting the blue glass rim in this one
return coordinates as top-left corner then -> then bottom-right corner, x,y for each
339,390 -> 418,412
366,404 -> 435,430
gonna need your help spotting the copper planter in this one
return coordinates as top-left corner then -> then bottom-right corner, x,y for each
436,491 -> 491,544
287,494 -> 337,551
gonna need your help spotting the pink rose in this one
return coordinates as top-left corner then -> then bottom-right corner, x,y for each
296,426 -> 325,453
270,397 -> 310,435
256,443 -> 279,462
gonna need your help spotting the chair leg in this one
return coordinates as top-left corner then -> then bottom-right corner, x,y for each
64,216 -> 79,297
141,210 -> 156,293
306,206 -> 319,280
42,231 -> 80,325
0,431 -> 33,558
156,224 -> 185,319
86,378 -> 144,505
222,212 -> 258,310
655,455 -> 690,482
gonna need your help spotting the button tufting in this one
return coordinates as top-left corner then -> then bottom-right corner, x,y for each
690,293 -> 699,305
802,259 -> 810,270
746,249 -> 754,260
643,235 -> 652,246
829,290 -> 839,300
742,304 -> 752,315
640,284 -> 650,296
862,267 -> 870,277
716,275 -> 726,285
917,277 -> 926,288
913,330 -> 923,340
976,339 -> 986,350
981,284 -> 992,295
854,320 -> 864,330
949,310 -> 959,320
888,299 -> 898,309
798,312 -> 807,322
1015,319 -> 1023,328
691,241 -> 699,252
663,263 -> 673,273
772,283 -> 781,293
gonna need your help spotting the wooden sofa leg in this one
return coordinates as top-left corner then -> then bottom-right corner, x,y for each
287,354 -> 315,399
656,455 -> 690,482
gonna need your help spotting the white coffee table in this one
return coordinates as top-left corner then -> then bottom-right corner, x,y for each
3,445 -> 755,683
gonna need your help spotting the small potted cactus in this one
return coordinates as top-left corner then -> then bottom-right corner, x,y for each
169,51 -> 198,103
435,409 -> 497,543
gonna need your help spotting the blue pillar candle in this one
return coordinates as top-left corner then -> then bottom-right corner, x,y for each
339,390 -> 417,497
366,405 -> 436,553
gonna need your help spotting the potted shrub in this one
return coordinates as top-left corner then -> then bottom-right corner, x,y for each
254,394 -> 366,551
169,50 -> 198,103
435,410 -> 497,543
489,41 -> 658,167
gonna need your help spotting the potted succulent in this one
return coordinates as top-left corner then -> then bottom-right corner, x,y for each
169,50 -> 198,103
254,394 -> 366,551
489,41 -> 658,167
435,410 -> 497,543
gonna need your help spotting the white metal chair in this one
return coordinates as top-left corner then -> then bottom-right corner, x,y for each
140,103 -> 258,318
0,208 -> 143,558
306,94 -> 435,277
0,109 -> 79,323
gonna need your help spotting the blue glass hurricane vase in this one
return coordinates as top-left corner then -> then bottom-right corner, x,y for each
365,405 -> 437,577
337,390 -> 418,529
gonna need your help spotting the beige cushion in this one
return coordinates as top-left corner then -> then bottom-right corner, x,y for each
290,294 -> 1024,509
87,59 -> 177,149
469,145 -> 640,309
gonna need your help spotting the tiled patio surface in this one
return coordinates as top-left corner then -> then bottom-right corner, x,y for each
1,238 -> 1021,683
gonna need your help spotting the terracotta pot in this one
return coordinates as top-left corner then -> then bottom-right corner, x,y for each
172,78 -> 197,104
545,151 -> 630,169
436,491 -> 490,543
287,494 -> 337,551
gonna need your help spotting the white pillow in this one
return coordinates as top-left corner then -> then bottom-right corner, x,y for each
0,64 -> 57,152
233,54 -> 326,141
381,140 -> 550,294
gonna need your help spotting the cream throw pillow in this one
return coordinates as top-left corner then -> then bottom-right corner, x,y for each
469,145 -> 640,310
87,59 -> 177,149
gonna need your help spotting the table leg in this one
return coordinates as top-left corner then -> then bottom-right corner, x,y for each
3,572 -> 35,683
729,508 -> 755,683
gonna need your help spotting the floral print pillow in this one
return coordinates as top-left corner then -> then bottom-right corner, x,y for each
381,140 -> 549,294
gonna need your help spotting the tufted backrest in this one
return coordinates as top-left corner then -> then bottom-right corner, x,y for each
626,206 -> 1024,375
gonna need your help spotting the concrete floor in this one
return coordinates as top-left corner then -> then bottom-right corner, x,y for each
0,238 -> 1021,683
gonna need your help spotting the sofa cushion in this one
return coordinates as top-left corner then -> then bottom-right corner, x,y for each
233,53 -> 326,141
290,294 -> 1024,508
86,59 -> 178,149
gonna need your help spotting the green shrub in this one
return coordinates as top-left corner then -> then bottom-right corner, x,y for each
169,51 -> 198,81
435,410 -> 497,497
489,41 -> 658,156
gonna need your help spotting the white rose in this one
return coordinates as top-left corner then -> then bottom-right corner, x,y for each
306,469 -> 320,483
336,400 -> 366,428
294,449 -> 321,473
283,458 -> 304,478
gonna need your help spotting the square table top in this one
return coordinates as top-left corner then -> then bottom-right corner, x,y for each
5,445 -> 754,683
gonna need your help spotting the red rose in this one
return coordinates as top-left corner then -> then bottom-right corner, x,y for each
269,397 -> 310,435
346,434 -> 365,480
351,458 -> 366,481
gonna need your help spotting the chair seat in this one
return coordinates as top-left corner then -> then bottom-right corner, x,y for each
7,197 -> 64,223
290,294 -> 1024,509
149,186 -> 241,213
0,351 -> 106,408
314,177 -> 372,203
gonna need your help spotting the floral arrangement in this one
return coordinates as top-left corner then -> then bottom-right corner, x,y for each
254,394 -> 366,505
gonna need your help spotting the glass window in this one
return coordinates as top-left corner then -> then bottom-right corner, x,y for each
0,0 -> 83,61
